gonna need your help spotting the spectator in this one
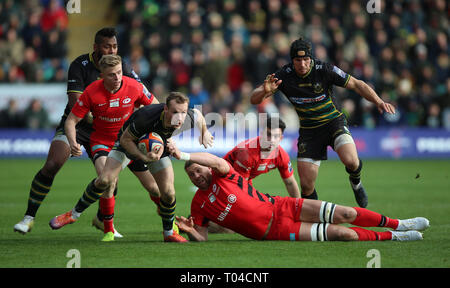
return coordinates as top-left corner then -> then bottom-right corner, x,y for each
23,98 -> 50,130
0,99 -> 24,128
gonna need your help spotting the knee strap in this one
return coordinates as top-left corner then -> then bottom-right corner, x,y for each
319,201 -> 336,223
310,223 -> 329,241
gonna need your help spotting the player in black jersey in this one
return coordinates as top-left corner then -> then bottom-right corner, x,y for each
251,37 -> 396,208
14,27 -> 158,236
49,92 -> 214,242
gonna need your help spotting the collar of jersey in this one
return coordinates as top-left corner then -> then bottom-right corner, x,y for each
90,52 -> 100,70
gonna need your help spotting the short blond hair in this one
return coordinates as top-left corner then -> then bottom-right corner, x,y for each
98,54 -> 122,71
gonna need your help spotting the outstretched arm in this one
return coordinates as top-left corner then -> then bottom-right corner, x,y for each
167,141 -> 229,176
250,73 -> 282,105
175,216 -> 208,242
346,76 -> 396,114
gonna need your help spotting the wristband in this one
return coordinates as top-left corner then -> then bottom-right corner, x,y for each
180,152 -> 191,161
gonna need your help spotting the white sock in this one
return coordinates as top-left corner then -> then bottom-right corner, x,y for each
71,208 -> 81,219
163,229 -> 173,237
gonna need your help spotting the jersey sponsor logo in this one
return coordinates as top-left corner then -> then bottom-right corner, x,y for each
109,99 -> 120,107
257,164 -> 267,171
217,203 -> 233,222
290,94 -> 326,104
123,98 -> 131,104
267,164 -> 275,169
98,103 -> 107,107
208,193 -> 216,203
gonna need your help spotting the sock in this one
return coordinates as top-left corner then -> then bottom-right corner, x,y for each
96,186 -> 118,221
159,199 -> 176,235
25,170 -> 55,217
350,227 -> 393,241
346,159 -> 362,185
351,207 -> 399,229
150,195 -> 160,206
74,179 -> 105,214
100,197 -> 115,233
301,189 -> 318,200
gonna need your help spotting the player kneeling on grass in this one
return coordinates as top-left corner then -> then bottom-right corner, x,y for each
168,142 -> 429,242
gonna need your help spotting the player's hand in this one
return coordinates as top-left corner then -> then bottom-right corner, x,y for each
263,73 -> 282,97
377,101 -> 396,114
69,142 -> 82,157
199,129 -> 214,149
175,216 -> 194,233
166,139 -> 181,159
143,144 -> 164,162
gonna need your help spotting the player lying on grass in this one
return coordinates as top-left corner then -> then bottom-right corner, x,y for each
50,92 -> 214,242
207,116 -> 300,234
168,142 -> 429,242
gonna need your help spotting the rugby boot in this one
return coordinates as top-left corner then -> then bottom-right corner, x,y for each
14,215 -> 35,234
92,215 -> 123,238
350,179 -> 368,208
391,230 -> 423,241
49,211 -> 77,230
164,230 -> 188,242
396,217 -> 430,231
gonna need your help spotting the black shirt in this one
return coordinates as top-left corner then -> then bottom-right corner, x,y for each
274,59 -> 351,129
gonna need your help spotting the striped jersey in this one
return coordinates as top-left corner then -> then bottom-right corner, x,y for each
274,59 -> 351,129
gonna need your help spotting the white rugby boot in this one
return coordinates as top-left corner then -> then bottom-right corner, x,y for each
14,215 -> 35,234
396,217 -> 430,231
391,230 -> 423,241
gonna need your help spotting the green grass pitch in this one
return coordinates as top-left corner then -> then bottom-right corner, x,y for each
0,158 -> 449,268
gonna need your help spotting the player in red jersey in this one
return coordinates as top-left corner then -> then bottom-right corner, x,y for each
168,143 -> 429,242
54,54 -> 159,239
224,117 -> 300,198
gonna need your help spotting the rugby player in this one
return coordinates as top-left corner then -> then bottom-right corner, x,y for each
168,143 -> 429,242
14,27 -> 152,235
56,54 -> 159,239
250,37 -> 396,207
224,116 -> 300,198
50,92 -> 214,242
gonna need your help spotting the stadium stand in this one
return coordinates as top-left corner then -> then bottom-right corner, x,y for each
0,0 -> 448,130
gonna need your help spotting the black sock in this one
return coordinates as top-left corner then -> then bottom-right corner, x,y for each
346,159 -> 363,185
25,170 -> 54,217
74,179 -> 105,213
302,189 -> 318,200
159,199 -> 176,231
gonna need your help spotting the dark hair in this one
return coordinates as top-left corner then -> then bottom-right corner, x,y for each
184,160 -> 195,170
95,27 -> 117,44
266,116 -> 286,132
290,37 -> 312,59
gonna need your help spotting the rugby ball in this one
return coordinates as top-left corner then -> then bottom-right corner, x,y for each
138,132 -> 164,154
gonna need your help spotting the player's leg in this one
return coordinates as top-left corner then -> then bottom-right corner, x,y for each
298,200 -> 428,241
129,161 -> 161,206
149,157 -> 187,242
14,136 -> 70,234
297,159 -> 320,199
332,127 -> 368,207
49,151 -> 124,230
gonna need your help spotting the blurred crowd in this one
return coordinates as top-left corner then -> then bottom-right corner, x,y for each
0,0 -> 448,130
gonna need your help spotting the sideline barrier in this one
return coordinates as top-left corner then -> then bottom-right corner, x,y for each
0,128 -> 449,159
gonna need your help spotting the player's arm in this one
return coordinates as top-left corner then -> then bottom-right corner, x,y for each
65,112 -> 83,157
175,216 -> 208,242
345,76 -> 396,114
192,108 -> 214,148
282,175 -> 301,198
168,141 -> 229,175
250,73 -> 282,105
120,127 -> 163,163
